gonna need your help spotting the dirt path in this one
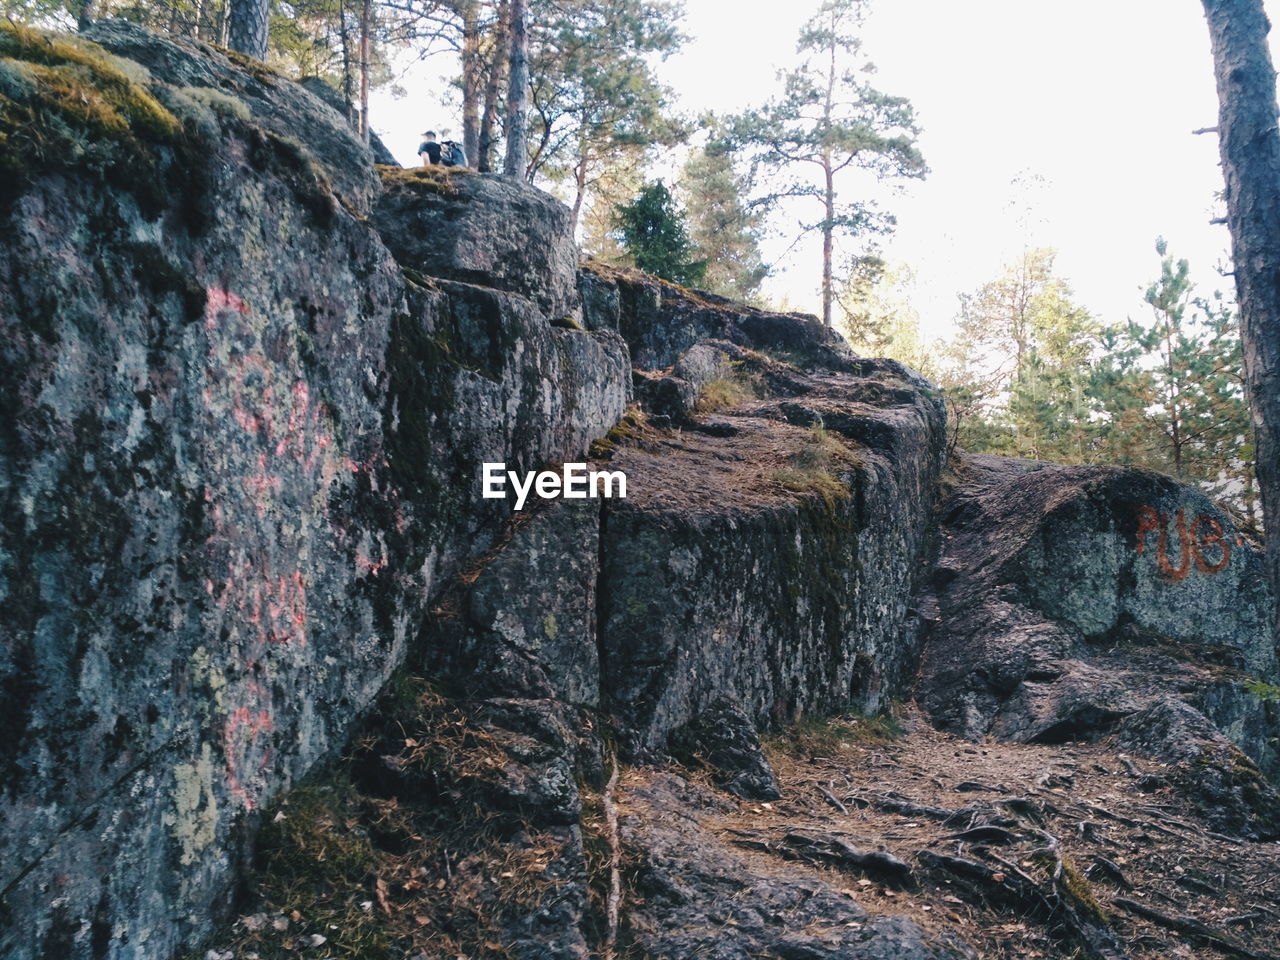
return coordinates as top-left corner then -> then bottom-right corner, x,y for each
668,707 -> 1280,959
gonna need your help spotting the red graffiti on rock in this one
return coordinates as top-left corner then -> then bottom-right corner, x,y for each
1135,504 -> 1231,582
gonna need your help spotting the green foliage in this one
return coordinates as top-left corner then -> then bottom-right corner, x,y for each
934,241 -> 1257,517
936,248 -> 1100,463
614,180 -> 707,287
678,124 -> 769,301
838,260 -> 935,375
1100,240 -> 1254,510
1245,678 -> 1280,702
724,0 -> 926,324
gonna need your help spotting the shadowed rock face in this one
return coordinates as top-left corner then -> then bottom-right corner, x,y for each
0,22 -> 625,960
374,168 -> 582,320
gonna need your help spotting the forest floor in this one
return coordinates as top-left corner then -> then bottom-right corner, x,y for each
653,705 -> 1280,959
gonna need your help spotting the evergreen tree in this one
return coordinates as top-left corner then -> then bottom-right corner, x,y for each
939,249 -> 1099,462
727,0 -> 925,326
614,181 -> 706,287
1101,241 -> 1254,508
579,150 -> 647,263
526,0 -> 684,225
229,0 -> 270,58
678,129 -> 768,301
838,261 -> 934,377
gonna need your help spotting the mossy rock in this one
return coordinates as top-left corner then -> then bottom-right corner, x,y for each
0,22 -> 181,206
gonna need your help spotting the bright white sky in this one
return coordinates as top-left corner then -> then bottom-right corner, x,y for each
372,0 -> 1276,345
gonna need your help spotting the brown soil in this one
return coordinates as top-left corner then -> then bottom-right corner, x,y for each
675,706 -> 1280,960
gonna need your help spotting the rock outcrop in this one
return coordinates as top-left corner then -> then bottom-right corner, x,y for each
0,22 -> 625,960
918,454 -> 1279,835
2,19 -> 1278,960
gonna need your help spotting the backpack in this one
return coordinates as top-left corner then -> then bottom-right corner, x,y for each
441,140 -> 467,167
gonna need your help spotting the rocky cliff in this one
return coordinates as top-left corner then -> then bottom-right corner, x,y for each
1,22 -> 1277,960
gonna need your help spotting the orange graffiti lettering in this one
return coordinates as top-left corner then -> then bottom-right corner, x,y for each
1192,514 -> 1231,573
1135,504 -> 1160,554
1135,504 -> 1231,580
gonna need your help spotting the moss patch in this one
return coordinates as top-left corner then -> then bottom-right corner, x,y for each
377,163 -> 472,196
588,405 -> 650,459
0,22 -> 181,206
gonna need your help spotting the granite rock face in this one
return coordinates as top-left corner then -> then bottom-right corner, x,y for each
395,274 -> 957,958
1113,698 -> 1280,838
599,367 -> 946,758
918,454 -> 1279,832
580,261 -> 856,371
0,22 -> 625,960
375,168 -> 582,320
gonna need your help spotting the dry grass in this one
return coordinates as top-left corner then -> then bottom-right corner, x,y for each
771,423 -> 858,508
694,371 -> 758,413
765,708 -> 905,762
377,162 -> 472,195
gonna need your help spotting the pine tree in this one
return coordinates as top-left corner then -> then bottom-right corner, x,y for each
525,0 -> 684,227
614,181 -> 706,287
229,0 -> 270,59
1101,241 -> 1254,507
1202,0 -> 1280,628
837,261 -> 934,376
727,0 -> 925,326
679,131 -> 768,302
939,249 -> 1099,461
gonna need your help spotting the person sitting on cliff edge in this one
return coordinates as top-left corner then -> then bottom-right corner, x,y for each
418,130 -> 442,166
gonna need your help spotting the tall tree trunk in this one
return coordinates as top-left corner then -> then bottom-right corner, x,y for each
339,0 -> 355,120
228,0 -> 269,60
461,1 -> 482,166
503,0 -> 529,179
569,145 -> 589,232
1201,0 -> 1280,641
822,158 -> 835,327
477,0 -> 509,173
358,0 -> 371,143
